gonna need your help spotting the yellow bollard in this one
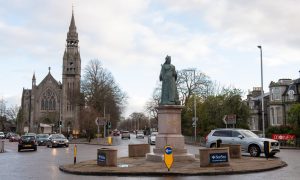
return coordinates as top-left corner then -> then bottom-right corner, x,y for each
74,144 -> 77,164
108,136 -> 112,145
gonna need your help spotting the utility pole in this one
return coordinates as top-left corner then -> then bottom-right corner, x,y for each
258,45 -> 265,137
183,69 -> 197,142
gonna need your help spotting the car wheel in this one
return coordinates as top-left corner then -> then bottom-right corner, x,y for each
210,143 -> 216,148
249,145 -> 261,157
66,144 -> 69,147
18,147 -> 21,152
34,147 -> 37,151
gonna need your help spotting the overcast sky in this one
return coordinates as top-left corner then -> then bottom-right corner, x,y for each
1,0 -> 300,117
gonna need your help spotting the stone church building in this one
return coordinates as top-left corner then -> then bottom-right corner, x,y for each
19,12 -> 81,135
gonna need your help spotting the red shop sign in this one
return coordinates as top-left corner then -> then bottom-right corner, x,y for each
272,134 -> 296,140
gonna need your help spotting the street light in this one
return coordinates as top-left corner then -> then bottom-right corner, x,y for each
182,69 -> 197,142
257,45 -> 265,137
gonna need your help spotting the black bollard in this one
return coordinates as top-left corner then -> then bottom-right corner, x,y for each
264,141 -> 270,160
216,139 -> 222,148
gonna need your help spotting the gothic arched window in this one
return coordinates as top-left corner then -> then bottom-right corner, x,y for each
288,90 -> 295,100
40,89 -> 57,111
41,99 -> 45,110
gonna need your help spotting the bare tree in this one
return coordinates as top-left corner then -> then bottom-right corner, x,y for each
145,86 -> 160,121
129,112 -> 149,131
0,98 -> 6,117
81,59 -> 128,130
177,70 -> 213,106
6,105 -> 20,122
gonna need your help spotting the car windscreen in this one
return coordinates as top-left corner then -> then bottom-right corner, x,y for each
240,130 -> 259,138
51,134 -> 65,139
37,134 -> 49,138
151,133 -> 158,136
21,136 -> 35,140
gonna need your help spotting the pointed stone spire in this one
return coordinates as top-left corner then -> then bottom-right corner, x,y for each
67,8 -> 79,47
32,72 -> 36,81
32,72 -> 36,86
69,9 -> 76,33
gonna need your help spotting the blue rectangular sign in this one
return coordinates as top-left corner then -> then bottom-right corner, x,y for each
98,153 -> 106,162
210,153 -> 228,163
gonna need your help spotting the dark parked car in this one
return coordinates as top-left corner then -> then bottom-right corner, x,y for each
46,134 -> 69,148
6,132 -> 15,139
9,134 -> 20,142
112,130 -> 120,136
36,134 -> 49,146
18,135 -> 37,152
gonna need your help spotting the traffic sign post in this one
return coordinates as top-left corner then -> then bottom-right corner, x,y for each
95,117 -> 100,144
223,114 -> 236,128
164,145 -> 173,171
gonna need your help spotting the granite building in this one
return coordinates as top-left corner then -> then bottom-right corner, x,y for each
247,73 -> 300,131
19,12 -> 81,135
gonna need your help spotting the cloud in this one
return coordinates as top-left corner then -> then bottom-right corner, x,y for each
1,0 -> 300,117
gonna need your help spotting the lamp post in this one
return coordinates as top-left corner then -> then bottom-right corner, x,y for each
183,69 -> 197,142
257,45 -> 265,137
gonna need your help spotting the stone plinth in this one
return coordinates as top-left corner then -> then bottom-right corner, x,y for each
220,144 -> 241,159
97,148 -> 117,167
146,105 -> 195,162
199,148 -> 230,167
128,144 -> 150,157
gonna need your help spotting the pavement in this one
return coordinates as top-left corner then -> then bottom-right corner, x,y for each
59,156 -> 287,176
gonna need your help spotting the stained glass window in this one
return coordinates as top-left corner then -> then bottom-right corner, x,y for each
40,89 -> 56,111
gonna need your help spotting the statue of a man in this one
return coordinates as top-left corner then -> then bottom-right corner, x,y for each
159,55 -> 180,105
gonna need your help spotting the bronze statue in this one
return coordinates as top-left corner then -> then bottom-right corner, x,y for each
159,55 -> 180,105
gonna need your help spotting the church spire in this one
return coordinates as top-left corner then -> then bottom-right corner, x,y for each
66,9 -> 79,47
32,72 -> 36,81
32,72 -> 36,87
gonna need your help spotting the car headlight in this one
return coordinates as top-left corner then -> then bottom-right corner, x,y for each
53,140 -> 57,143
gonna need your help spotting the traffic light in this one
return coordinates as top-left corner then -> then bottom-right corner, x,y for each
105,122 -> 112,129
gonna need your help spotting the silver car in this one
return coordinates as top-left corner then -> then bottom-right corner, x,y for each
136,130 -> 144,139
206,128 -> 280,157
148,132 -> 158,145
0,132 -> 4,139
121,131 -> 130,139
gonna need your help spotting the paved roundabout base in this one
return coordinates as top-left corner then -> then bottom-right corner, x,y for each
59,157 -> 287,176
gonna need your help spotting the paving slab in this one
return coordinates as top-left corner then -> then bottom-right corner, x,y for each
59,156 -> 287,176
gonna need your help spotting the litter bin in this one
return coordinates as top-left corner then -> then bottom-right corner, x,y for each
97,148 -> 117,166
107,136 -> 112,145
